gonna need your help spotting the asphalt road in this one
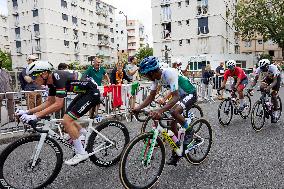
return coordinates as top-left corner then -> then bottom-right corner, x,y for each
1,87 -> 284,188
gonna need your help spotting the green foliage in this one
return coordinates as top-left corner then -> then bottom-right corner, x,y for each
69,61 -> 85,70
0,49 -> 12,71
235,0 -> 284,57
135,45 -> 153,63
259,53 -> 272,62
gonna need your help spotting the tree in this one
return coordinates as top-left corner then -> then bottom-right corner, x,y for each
235,0 -> 284,60
135,45 -> 153,63
0,49 -> 12,71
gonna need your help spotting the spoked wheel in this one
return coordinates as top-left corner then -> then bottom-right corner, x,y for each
251,100 -> 266,131
86,120 -> 130,167
0,135 -> 63,189
185,119 -> 212,165
185,104 -> 204,132
218,99 -> 233,126
119,133 -> 165,189
240,94 -> 252,119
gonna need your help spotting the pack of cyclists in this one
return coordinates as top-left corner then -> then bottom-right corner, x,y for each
14,56 -> 281,167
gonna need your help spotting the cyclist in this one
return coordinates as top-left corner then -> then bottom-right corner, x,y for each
15,61 -> 101,165
250,59 -> 281,123
219,60 -> 248,112
132,56 -> 197,166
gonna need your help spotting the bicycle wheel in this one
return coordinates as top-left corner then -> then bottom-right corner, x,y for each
185,104 -> 204,132
251,100 -> 266,131
86,120 -> 130,167
0,135 -> 63,189
218,99 -> 233,126
185,119 -> 212,165
240,94 -> 252,119
119,133 -> 165,189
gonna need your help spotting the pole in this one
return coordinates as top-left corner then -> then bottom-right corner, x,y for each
125,15 -> 129,59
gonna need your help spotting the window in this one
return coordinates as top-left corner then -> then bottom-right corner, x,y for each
12,0 -> 18,7
178,1 -> 181,7
15,27 -> 20,34
34,24 -> 39,32
64,40 -> 69,47
81,19 -> 86,26
110,28 -> 113,33
161,6 -> 171,21
269,50 -> 275,57
80,7 -> 85,14
178,21 -> 182,26
121,30 -> 124,34
16,41 -> 21,48
83,43 -> 87,48
258,39 -> 263,45
32,9 -> 38,17
187,39 -> 190,44
110,18 -> 113,23
63,27 -> 68,34
197,17 -> 209,34
179,40 -> 182,46
111,38 -> 114,43
116,31 -> 118,33
90,34 -> 94,39
186,20 -> 189,25
72,16 -> 78,25
90,22 -> 94,28
244,40 -> 251,47
82,31 -> 87,37
62,13 -> 68,21
116,23 -> 118,27
185,0 -> 189,5
61,0 -> 67,8
109,7 -> 113,13
89,10 -> 93,16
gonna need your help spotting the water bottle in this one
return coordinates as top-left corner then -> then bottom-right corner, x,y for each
178,128 -> 186,142
167,130 -> 179,144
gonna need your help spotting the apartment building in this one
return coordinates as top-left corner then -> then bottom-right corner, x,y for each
8,0 -> 116,68
152,0 -> 247,70
239,36 -> 283,62
0,14 -> 10,52
115,19 -> 148,57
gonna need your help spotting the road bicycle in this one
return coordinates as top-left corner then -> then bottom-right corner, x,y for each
217,89 -> 252,126
119,116 -> 212,189
0,117 -> 130,189
251,89 -> 282,131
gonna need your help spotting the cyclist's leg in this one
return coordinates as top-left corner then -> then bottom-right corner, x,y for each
237,78 -> 248,109
271,76 -> 281,122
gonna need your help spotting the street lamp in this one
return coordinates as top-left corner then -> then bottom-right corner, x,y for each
119,11 -> 128,59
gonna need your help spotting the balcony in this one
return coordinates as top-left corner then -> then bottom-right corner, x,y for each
16,47 -> 21,53
12,6 -> 18,15
15,34 -> 21,41
74,47 -> 80,54
73,23 -> 78,29
96,8 -> 108,17
161,0 -> 171,5
73,35 -> 79,42
196,5 -> 208,17
34,31 -> 40,38
71,0 -> 78,6
14,20 -> 19,27
35,46 -> 41,52
160,16 -> 171,23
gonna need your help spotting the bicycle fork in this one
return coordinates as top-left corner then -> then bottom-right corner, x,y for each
139,130 -> 159,167
31,133 -> 47,167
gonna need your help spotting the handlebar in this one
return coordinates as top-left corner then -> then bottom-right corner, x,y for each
27,116 -> 50,133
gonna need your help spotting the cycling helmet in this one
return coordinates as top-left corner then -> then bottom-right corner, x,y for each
26,61 -> 54,76
258,59 -> 270,69
139,56 -> 160,75
226,60 -> 236,69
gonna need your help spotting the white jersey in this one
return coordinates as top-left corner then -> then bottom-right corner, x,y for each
255,64 -> 280,78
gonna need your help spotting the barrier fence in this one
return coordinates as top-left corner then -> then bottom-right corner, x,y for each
0,77 -> 231,135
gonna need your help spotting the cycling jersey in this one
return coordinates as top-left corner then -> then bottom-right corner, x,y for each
223,67 -> 247,81
255,64 -> 280,78
48,70 -> 98,98
150,68 -> 196,96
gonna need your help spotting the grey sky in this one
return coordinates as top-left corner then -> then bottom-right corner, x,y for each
0,0 -> 153,45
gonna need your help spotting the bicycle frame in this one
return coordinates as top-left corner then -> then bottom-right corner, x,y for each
140,120 -> 204,167
29,118 -> 115,167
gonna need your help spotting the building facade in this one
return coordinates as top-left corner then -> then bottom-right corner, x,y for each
152,0 -> 240,69
7,0 -> 116,68
0,14 -> 10,52
239,36 -> 283,62
115,19 -> 148,57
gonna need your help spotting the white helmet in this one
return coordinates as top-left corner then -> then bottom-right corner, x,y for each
258,59 -> 270,68
226,60 -> 236,68
26,61 -> 54,76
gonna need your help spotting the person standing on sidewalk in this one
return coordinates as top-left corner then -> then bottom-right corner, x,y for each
201,64 -> 214,101
83,57 -> 110,118
0,60 -> 15,122
126,56 -> 140,109
215,61 -> 225,99
20,55 -> 42,110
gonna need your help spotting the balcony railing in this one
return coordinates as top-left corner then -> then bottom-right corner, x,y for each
15,34 -> 21,40
35,46 -> 41,52
14,20 -> 19,27
16,47 -> 21,53
34,31 -> 40,38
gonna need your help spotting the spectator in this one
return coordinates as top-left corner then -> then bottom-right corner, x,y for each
215,61 -> 225,99
84,57 -> 110,118
20,55 -> 42,109
0,60 -> 15,122
126,56 -> 140,109
58,63 -> 69,70
110,61 -> 131,85
201,64 -> 214,101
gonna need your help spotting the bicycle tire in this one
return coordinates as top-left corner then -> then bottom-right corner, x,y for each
86,120 -> 130,167
218,99 -> 233,126
119,133 -> 165,189
240,94 -> 252,119
251,100 -> 266,131
185,119 -> 212,165
0,135 -> 63,189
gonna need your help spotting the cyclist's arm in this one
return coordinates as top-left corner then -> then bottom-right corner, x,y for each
134,90 -> 157,110
34,97 -> 64,118
266,76 -> 278,90
251,75 -> 259,87
28,96 -> 56,114
235,77 -> 241,89
220,71 -> 229,89
158,90 -> 179,113
160,91 -> 172,104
